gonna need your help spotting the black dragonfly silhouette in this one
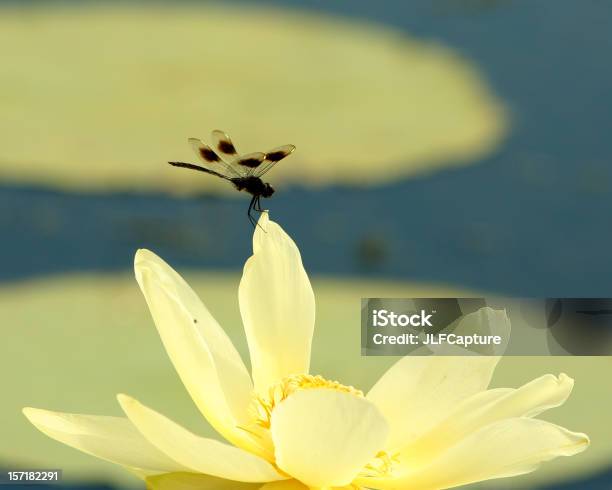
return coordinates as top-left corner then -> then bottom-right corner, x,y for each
169,130 -> 295,227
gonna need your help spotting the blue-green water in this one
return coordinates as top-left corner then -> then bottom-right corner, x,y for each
2,0 -> 611,296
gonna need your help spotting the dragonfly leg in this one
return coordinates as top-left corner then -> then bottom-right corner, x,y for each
254,195 -> 265,212
247,195 -> 257,228
248,195 -> 267,231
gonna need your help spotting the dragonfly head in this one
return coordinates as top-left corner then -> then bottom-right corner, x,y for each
262,183 -> 275,198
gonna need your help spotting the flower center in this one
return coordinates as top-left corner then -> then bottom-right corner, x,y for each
242,374 -> 397,480
250,374 -> 364,429
359,450 -> 399,479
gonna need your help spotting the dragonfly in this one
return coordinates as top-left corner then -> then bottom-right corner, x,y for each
169,130 -> 295,227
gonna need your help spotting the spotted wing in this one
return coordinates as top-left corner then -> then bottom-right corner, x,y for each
211,130 -> 240,161
189,138 -> 242,178
210,130 -> 269,177
249,144 -> 296,177
234,152 -> 267,172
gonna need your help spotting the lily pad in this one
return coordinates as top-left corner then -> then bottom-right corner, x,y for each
0,4 -> 507,193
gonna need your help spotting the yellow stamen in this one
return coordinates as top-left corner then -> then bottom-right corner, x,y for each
359,450 -> 399,479
250,374 -> 363,429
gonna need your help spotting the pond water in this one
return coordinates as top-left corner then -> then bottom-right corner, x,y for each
1,0 -> 611,298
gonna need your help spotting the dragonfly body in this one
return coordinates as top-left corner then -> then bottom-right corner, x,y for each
232,176 -> 274,198
168,130 -> 294,226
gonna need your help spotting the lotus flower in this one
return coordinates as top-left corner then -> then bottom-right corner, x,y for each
23,213 -> 588,489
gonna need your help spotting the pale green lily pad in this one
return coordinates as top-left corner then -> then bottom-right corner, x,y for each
0,272 -> 608,488
0,5 -> 507,194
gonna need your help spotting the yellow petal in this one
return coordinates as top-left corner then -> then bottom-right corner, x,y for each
366,353 -> 500,451
259,481 -> 309,490
239,212 -> 315,393
118,395 -> 286,483
146,474 -> 311,490
270,389 -> 388,488
398,373 -> 575,466
134,249 -> 253,448
146,472 -> 260,490
360,418 -> 589,490
425,307 -> 511,356
22,407 -> 187,473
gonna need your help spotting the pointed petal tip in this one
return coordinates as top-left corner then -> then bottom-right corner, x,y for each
578,432 -> 590,448
481,306 -> 510,320
541,372 -> 575,402
134,249 -> 169,284
116,394 -> 152,421
555,373 -> 575,396
256,210 -> 270,228
22,407 -> 55,426
116,393 -> 136,409
134,248 -> 157,265
22,406 -> 39,421
558,428 -> 590,457
252,213 -> 297,253
253,212 -> 272,248
117,394 -> 148,422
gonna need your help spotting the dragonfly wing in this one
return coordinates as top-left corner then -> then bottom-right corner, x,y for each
234,152 -> 267,171
250,144 -> 296,177
211,130 -> 240,160
184,132 -> 295,180
189,138 -> 242,178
